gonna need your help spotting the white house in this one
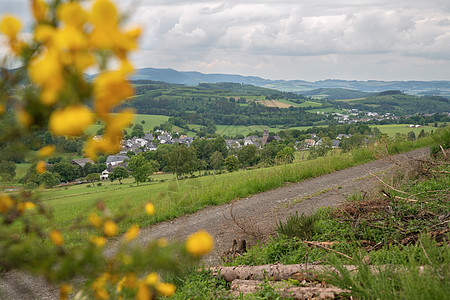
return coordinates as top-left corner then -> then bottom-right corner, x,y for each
100,169 -> 109,180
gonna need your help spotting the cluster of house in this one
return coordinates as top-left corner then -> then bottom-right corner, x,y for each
316,109 -> 397,124
298,133 -> 351,149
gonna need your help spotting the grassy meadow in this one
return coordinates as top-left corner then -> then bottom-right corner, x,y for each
372,124 -> 436,136
25,129 -> 441,247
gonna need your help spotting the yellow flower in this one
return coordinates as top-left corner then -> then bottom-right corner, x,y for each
49,105 -> 94,136
145,202 -> 155,215
16,109 -> 33,127
94,71 -> 133,118
31,0 -> 48,22
157,238 -> 168,248
0,15 -> 21,39
122,254 -> 132,265
0,103 -> 5,114
90,236 -> 106,248
123,273 -> 138,288
124,224 -> 139,241
156,282 -> 176,297
38,145 -> 55,158
89,212 -> 102,228
57,2 -> 87,28
186,230 -> 214,257
34,24 -> 55,44
103,220 -> 118,236
36,161 -> 46,174
90,0 -> 118,27
116,277 -> 126,292
55,26 -> 88,52
50,229 -> 64,246
59,284 -> 72,300
136,282 -> 151,300
0,194 -> 14,213
24,201 -> 36,210
144,272 -> 159,286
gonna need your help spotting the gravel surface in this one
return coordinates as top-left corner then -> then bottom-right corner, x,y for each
0,148 -> 429,299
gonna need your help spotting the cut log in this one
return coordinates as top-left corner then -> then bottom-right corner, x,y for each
210,263 -> 359,282
230,279 -> 349,299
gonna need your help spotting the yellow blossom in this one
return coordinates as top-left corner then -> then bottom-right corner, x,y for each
55,26 -> 87,52
24,201 -> 36,210
90,236 -> 106,248
57,2 -> 87,28
36,161 -> 46,174
157,238 -> 168,248
156,282 -> 176,297
38,145 -> 55,157
144,272 -> 159,286
94,71 -> 133,118
145,202 -> 155,215
49,105 -> 94,136
186,230 -> 214,257
103,220 -> 118,236
122,254 -> 132,265
0,103 -> 5,114
31,0 -> 48,22
136,282 -> 151,300
50,229 -> 64,246
89,212 -> 103,227
90,0 -> 118,27
16,109 -> 33,127
0,15 -> 21,39
59,284 -> 72,300
116,277 -> 126,292
95,289 -> 109,300
34,24 -> 55,44
0,194 -> 14,213
124,224 -> 139,241
123,273 -> 138,289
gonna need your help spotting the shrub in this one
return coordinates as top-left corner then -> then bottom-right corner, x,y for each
276,212 -> 317,240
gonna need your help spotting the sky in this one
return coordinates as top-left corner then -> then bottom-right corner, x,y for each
1,0 -> 450,81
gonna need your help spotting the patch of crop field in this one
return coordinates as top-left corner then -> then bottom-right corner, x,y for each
215,125 -> 278,136
298,100 -> 322,108
306,107 -> 344,113
335,97 -> 366,102
86,114 -> 170,135
371,124 -> 436,136
254,99 -> 293,108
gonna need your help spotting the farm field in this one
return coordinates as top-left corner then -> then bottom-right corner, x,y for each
371,124 -> 436,136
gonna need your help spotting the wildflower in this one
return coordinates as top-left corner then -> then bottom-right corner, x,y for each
59,284 -> 72,300
89,212 -> 102,228
36,161 -> 46,174
136,282 -> 151,300
124,224 -> 139,241
57,2 -> 86,28
31,0 -> 48,22
50,229 -> 64,246
38,145 -> 55,157
24,202 -> 36,210
103,220 -> 118,236
156,282 -> 176,297
116,277 -> 126,292
144,273 -> 159,286
0,194 -> 14,213
90,236 -> 106,248
0,15 -> 21,39
186,230 -> 214,257
16,109 -> 33,127
145,202 -> 155,215
49,105 -> 94,136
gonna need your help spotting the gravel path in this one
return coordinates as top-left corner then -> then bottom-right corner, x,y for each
0,148 -> 429,299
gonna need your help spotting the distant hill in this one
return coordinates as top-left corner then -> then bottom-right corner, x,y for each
301,88 -> 374,100
131,67 -> 450,95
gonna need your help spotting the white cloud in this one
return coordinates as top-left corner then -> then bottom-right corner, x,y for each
1,0 -> 450,80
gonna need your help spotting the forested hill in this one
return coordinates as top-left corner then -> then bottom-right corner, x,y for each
126,81 -> 329,127
131,67 -> 450,95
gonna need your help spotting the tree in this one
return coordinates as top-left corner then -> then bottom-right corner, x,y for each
238,145 -> 258,168
167,145 -> 198,179
111,166 -> 129,183
276,147 -> 295,164
85,173 -> 100,182
51,161 -> 79,182
128,154 -> 156,184
38,171 -> 59,187
210,151 -> 223,174
407,131 -> 416,141
224,155 -> 240,172
0,160 -> 16,181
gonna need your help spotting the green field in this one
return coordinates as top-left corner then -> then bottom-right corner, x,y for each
306,107 -> 344,114
215,124 -> 325,136
298,100 -> 323,108
371,124 -> 436,136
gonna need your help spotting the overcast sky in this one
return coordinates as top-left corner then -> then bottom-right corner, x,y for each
1,0 -> 450,81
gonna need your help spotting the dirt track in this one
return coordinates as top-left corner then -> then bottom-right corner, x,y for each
0,148 -> 430,299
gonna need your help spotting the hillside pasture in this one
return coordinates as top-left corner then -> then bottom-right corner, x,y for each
371,124 -> 436,136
